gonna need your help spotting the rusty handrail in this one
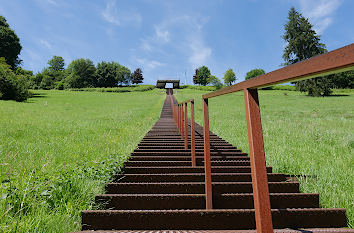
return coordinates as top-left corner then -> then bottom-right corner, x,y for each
173,98 -> 197,167
200,43 -> 354,233
203,43 -> 354,99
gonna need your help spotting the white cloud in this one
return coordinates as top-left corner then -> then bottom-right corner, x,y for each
136,58 -> 165,69
299,0 -> 342,34
47,0 -> 58,6
154,26 -> 170,43
102,0 -> 142,26
39,39 -> 52,50
188,39 -> 212,68
138,15 -> 211,68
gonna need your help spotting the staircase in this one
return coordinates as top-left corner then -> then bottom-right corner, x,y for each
77,94 -> 352,232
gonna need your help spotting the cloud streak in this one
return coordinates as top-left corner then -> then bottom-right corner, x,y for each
299,0 -> 342,34
102,0 -> 142,26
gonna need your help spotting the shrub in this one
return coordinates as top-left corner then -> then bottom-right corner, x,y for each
0,59 -> 31,101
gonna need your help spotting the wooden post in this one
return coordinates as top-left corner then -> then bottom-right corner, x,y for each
184,103 -> 188,149
203,98 -> 213,209
190,100 -> 196,167
244,88 -> 273,233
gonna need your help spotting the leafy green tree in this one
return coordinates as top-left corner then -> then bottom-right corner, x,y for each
117,65 -> 131,85
132,68 -> 143,84
282,7 -> 331,96
0,16 -> 22,69
0,57 -> 30,101
195,66 -> 211,86
208,75 -> 223,89
65,58 -> 96,88
223,68 -> 236,85
245,68 -> 265,80
96,61 -> 120,87
330,71 -> 354,89
48,56 -> 65,71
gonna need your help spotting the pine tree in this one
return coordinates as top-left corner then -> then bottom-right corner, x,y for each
282,7 -> 331,96
132,68 -> 143,84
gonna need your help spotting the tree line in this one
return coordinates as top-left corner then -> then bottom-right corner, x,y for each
0,16 -> 144,101
29,56 -> 143,90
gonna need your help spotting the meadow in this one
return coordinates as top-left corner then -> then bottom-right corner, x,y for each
0,89 -> 165,232
175,88 -> 354,227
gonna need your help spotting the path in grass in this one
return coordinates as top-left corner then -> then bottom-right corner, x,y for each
175,88 -> 354,227
0,89 -> 165,232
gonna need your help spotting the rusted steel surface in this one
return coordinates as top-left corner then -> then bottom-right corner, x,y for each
244,88 -> 273,233
203,43 -> 354,99
180,104 -> 184,140
184,103 -> 188,149
190,100 -> 196,167
203,98 -> 213,209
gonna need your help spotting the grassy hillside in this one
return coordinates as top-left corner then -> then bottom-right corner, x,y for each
0,89 -> 165,232
175,89 -> 354,227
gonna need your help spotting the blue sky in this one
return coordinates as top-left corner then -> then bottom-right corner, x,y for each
0,0 -> 353,84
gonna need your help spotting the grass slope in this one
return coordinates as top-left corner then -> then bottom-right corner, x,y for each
175,88 -> 354,227
0,89 -> 165,232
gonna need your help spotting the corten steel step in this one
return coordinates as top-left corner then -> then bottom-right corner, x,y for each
114,173 -> 286,182
123,166 -> 273,173
95,193 -> 319,210
81,209 -> 347,230
78,94 -> 351,232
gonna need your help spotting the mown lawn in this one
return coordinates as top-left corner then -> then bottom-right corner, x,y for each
0,89 -> 165,232
175,88 -> 354,227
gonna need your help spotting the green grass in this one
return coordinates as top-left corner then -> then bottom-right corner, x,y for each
175,88 -> 354,227
0,89 -> 166,232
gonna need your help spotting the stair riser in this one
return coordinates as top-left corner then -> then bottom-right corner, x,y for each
114,174 -> 286,182
95,194 -> 319,210
123,167 -> 273,174
81,209 -> 347,230
105,183 -> 300,194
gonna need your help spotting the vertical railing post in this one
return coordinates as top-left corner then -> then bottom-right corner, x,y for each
178,104 -> 180,132
180,104 -> 184,139
244,88 -> 273,233
184,103 -> 188,149
190,100 -> 196,167
202,98 -> 213,209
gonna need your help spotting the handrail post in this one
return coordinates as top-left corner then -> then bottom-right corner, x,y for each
244,88 -> 273,233
180,104 -> 184,139
178,104 -> 180,132
190,100 -> 196,167
184,103 -> 188,149
202,98 -> 213,209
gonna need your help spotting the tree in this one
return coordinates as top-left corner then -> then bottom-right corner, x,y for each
132,68 -> 143,84
0,16 -> 22,69
282,7 -> 331,96
96,61 -> 120,87
117,65 -> 131,85
65,58 -> 96,88
48,56 -> 65,71
245,68 -> 265,80
223,68 -> 236,85
208,75 -> 223,89
0,57 -> 30,101
195,66 -> 211,86
192,69 -> 199,85
330,71 -> 354,89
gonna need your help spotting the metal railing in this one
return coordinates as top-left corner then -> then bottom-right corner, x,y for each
173,43 -> 353,233
201,44 -> 353,233
170,95 -> 197,167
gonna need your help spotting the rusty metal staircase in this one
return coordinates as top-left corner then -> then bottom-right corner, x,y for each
77,93 -> 352,232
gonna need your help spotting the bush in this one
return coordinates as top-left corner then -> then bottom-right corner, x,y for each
180,85 -> 218,91
68,85 -> 155,93
0,59 -> 31,101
